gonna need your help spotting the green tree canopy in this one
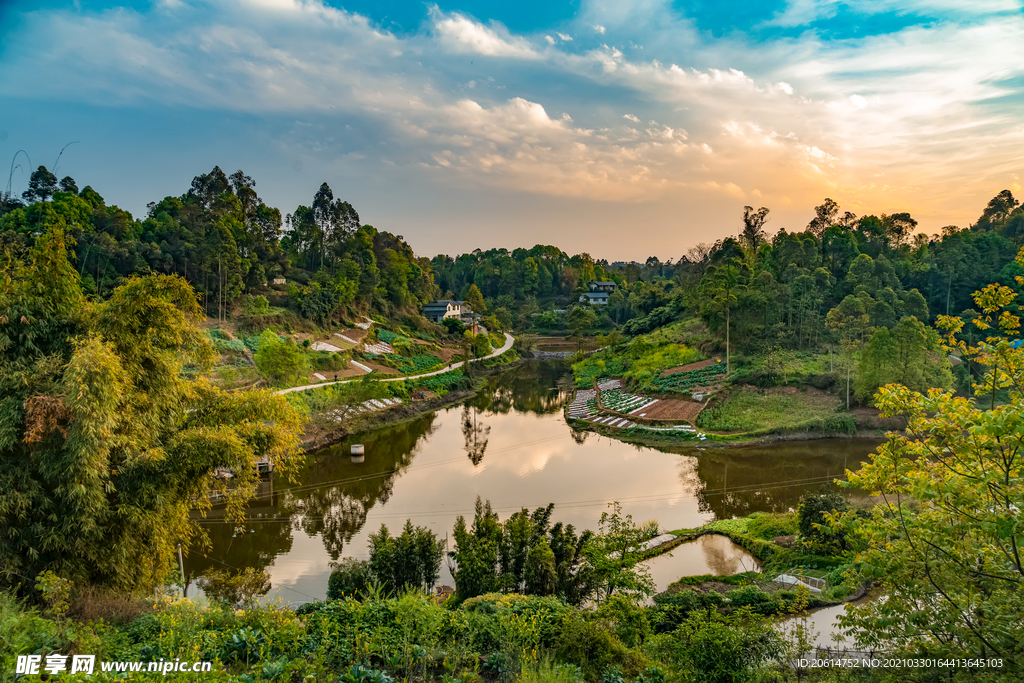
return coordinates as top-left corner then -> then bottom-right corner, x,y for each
253,330 -> 310,386
855,315 -> 953,402
840,263 -> 1024,667
0,228 -> 304,593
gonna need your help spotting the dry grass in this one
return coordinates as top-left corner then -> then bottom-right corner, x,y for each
70,586 -> 150,625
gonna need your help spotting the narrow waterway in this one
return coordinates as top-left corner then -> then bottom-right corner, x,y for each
187,361 -> 879,604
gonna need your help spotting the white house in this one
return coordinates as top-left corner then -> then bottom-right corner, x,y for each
587,280 -> 617,292
580,291 -> 610,305
423,300 -> 463,323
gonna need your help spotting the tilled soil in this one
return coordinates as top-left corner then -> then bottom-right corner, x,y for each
632,398 -> 705,422
660,358 -> 719,377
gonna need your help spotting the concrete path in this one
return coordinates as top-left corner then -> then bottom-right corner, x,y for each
277,333 -> 515,395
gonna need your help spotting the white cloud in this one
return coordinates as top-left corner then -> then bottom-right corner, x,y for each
432,12 -> 539,59
1,0 -> 1022,228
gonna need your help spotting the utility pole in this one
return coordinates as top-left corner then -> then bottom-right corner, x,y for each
177,543 -> 187,598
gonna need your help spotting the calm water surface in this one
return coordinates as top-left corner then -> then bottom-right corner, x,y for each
188,362 -> 879,604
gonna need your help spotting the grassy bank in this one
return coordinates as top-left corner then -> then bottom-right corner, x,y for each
696,387 -> 855,436
296,350 -> 523,450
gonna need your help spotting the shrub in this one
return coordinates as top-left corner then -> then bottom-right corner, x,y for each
70,586 -> 149,624
744,513 -> 798,541
254,330 -> 310,385
797,487 -> 852,553
243,295 -> 271,317
327,558 -> 372,600
647,608 -> 781,683
314,351 -> 349,371
555,612 -> 638,681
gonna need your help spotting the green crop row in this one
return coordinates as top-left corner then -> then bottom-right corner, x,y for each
649,362 -> 726,392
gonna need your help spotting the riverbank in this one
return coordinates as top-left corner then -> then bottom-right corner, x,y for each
300,352 -> 526,450
565,380 -> 899,448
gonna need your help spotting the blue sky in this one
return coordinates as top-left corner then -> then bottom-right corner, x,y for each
2,0 -> 1023,260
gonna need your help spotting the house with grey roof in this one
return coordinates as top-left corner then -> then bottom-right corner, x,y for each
580,291 -> 610,305
423,300 -> 463,323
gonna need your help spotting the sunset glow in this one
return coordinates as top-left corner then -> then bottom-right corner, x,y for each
2,0 -> 1023,258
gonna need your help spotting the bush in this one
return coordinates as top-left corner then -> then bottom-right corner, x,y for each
555,612 -> 639,681
797,487 -> 852,553
254,330 -> 310,385
314,351 -> 349,371
242,295 -> 271,317
744,513 -> 798,541
647,608 -> 782,683
443,318 -> 465,335
327,558 -> 372,600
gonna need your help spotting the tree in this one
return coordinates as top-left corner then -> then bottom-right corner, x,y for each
253,330 -> 310,386
22,166 -> 58,203
463,283 -> 486,313
449,499 -> 596,604
855,315 -> 953,402
472,332 -> 491,358
586,502 -> 657,602
450,498 -> 502,601
442,317 -> 465,336
740,205 -> 770,249
368,520 -> 444,595
807,198 -> 839,236
326,558 -> 372,599
524,539 -> 557,596
702,264 -> 742,375
0,228 -> 304,592
826,293 -> 873,409
796,487 -> 852,553
838,264 -> 1024,666
568,307 -> 597,338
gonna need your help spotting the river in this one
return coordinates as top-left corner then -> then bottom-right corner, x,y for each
187,361 -> 879,605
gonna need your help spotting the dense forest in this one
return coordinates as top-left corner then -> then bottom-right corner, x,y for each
1,165 -> 436,326
5,164 -> 1023,356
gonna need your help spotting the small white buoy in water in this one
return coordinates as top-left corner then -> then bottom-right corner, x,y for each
351,443 -> 365,463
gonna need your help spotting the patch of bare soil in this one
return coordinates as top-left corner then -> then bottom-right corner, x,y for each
660,358 -> 719,377
314,366 -> 367,381
409,389 -> 438,400
337,328 -> 368,343
633,398 -> 705,423
434,346 -> 461,361
363,362 -> 401,375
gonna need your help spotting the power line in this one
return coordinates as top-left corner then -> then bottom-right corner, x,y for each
194,472 -> 850,526
213,432 -> 574,503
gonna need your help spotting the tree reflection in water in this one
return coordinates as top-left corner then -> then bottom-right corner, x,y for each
685,441 -> 877,519
462,404 -> 490,466
186,361 -> 879,595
